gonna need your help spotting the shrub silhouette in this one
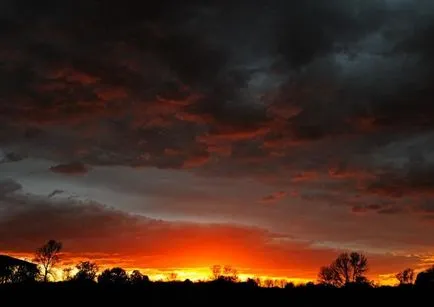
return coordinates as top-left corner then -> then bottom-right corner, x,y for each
73,261 -> 99,283
98,267 -> 129,285
396,268 -> 414,285
129,270 -> 150,285
415,266 -> 434,288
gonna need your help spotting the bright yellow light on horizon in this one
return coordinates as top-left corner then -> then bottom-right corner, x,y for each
2,251 -> 410,286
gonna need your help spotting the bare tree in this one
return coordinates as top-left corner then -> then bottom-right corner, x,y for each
211,265 -> 222,280
34,240 -> 62,282
62,267 -> 73,281
349,252 -> 368,282
223,265 -> 239,282
210,264 -> 239,282
396,268 -> 414,285
318,252 -> 368,287
318,265 -> 344,287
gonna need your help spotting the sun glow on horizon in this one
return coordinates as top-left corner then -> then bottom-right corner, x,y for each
0,251 -> 404,286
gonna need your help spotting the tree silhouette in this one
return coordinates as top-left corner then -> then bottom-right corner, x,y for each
318,265 -> 344,287
0,255 -> 39,284
211,265 -> 222,280
10,265 -> 39,283
396,268 -> 414,285
415,266 -> 434,288
62,267 -> 73,281
98,267 -> 129,285
210,265 -> 238,282
245,278 -> 259,288
264,279 -> 275,288
318,252 -> 368,287
222,265 -> 239,282
73,261 -> 98,282
34,240 -> 62,282
129,270 -> 149,285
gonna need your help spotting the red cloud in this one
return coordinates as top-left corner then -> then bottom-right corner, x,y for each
50,162 -> 89,175
182,154 -> 210,169
206,144 -> 232,157
95,87 -> 128,101
164,148 -> 183,156
291,171 -> 319,183
175,112 -> 215,124
47,67 -> 100,85
262,137 -> 306,149
197,126 -> 270,144
348,116 -> 377,133
328,167 -> 374,180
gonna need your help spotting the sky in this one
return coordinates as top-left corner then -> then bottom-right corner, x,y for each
1,0 -> 434,284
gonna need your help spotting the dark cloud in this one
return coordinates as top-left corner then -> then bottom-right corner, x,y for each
277,0 -> 387,69
0,151 -> 25,164
0,1 -> 434,254
365,164 -> 434,198
0,179 -> 22,196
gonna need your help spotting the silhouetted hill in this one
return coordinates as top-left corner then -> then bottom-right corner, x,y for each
0,255 -> 38,284
0,255 -> 36,269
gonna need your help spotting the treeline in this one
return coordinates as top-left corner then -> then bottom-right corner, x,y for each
2,239 -> 434,289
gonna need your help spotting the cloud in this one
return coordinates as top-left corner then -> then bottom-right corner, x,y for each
0,179 -> 22,196
0,0 -> 432,177
276,0 -> 387,69
182,154 -> 210,169
351,203 -> 402,215
291,171 -> 319,183
50,162 -> 89,175
0,183 -> 423,279
365,164 -> 434,198
260,191 -> 287,204
0,150 -> 24,164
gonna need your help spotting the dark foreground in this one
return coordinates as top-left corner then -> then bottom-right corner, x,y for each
1,282 -> 432,307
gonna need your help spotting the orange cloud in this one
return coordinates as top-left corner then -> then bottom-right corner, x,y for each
0,191 -> 423,283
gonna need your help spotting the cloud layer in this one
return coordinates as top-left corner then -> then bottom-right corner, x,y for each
0,179 -> 422,281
